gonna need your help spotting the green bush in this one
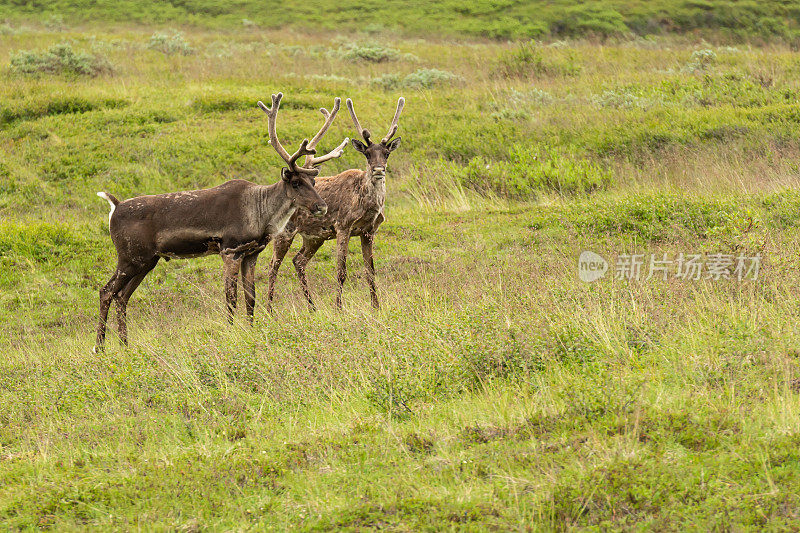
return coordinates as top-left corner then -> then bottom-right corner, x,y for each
497,41 -> 581,78
334,42 -> 408,63
553,4 -> 627,36
9,43 -> 112,77
403,68 -> 462,89
461,144 -> 611,197
372,69 -> 462,90
684,49 -> 717,73
490,88 -> 554,120
593,90 -> 659,110
148,31 -> 194,55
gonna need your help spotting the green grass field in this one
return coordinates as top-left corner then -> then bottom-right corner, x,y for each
3,8 -> 800,530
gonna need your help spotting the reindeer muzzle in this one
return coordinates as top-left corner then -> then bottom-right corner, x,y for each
372,167 -> 386,179
312,204 -> 328,216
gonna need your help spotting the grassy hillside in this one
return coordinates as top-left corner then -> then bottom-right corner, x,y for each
2,19 -> 800,530
4,0 -> 800,42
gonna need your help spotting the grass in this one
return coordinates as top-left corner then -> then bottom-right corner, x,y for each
2,15 -> 800,530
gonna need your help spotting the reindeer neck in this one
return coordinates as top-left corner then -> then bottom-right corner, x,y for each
359,168 -> 386,210
252,181 -> 297,235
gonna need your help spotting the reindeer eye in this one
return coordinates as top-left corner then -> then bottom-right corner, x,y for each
291,181 -> 300,189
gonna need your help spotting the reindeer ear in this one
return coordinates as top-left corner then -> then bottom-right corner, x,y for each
385,136 -> 401,152
281,168 -> 292,182
351,139 -> 368,153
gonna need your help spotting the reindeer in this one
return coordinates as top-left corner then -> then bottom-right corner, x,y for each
93,93 -> 347,352
267,97 -> 404,311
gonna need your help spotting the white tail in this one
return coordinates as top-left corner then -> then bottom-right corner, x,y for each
97,192 -> 116,227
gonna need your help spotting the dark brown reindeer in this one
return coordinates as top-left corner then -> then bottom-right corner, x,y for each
267,97 -> 404,311
94,93 -> 347,352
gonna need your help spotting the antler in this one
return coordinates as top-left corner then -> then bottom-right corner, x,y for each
346,98 -> 372,144
258,93 -> 318,175
380,97 -> 405,144
304,97 -> 350,168
306,137 -> 349,167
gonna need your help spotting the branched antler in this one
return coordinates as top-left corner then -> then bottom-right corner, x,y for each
257,93 -> 318,175
346,97 -> 405,146
346,98 -> 371,144
304,98 -> 349,168
307,137 -> 349,167
380,97 -> 405,144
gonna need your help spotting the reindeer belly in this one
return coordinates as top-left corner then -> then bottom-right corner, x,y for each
156,234 -> 222,259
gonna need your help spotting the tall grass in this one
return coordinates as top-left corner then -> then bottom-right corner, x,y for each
2,21 -> 800,530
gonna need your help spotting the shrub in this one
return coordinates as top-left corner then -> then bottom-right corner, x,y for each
42,14 -> 66,30
683,49 -> 717,73
371,69 -> 462,90
553,4 -> 627,37
491,88 -> 554,121
148,31 -> 194,55
593,90 -> 659,110
460,144 -> 611,197
510,88 -> 554,106
403,68 -> 461,89
334,42 -> 405,63
497,41 -> 581,78
0,22 -> 20,35
371,73 -> 403,90
10,43 -> 112,77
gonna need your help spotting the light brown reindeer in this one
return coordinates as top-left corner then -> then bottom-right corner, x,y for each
267,97 -> 405,311
93,93 -> 346,352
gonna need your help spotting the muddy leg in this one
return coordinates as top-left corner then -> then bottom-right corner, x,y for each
114,260 -> 158,346
241,253 -> 258,325
268,235 -> 293,314
361,234 -> 379,310
292,237 -> 325,311
95,265 -> 132,353
334,230 -> 351,310
222,253 -> 244,323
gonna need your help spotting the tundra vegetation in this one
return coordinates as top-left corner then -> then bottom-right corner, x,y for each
3,5 -> 800,530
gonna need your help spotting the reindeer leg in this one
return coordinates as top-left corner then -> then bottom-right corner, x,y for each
114,260 -> 158,347
334,230 -> 351,310
241,253 -> 259,325
268,234 -> 293,314
95,269 -> 123,353
292,237 -> 324,312
95,263 -> 136,353
221,253 -> 244,323
360,234 -> 379,310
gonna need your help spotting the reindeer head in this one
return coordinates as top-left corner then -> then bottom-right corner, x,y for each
258,93 -> 348,216
346,97 -> 404,180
